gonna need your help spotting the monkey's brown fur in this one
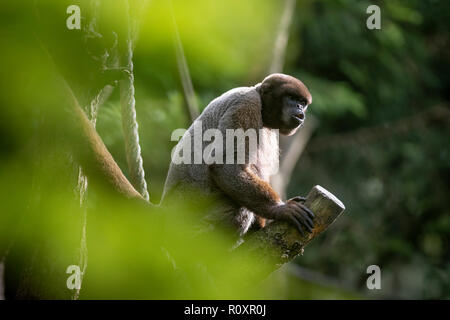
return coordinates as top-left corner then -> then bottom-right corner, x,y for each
162,74 -> 314,238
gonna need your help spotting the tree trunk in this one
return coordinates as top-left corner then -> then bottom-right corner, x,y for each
234,185 -> 345,279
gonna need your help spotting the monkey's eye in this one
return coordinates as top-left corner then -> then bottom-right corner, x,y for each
288,94 -> 298,102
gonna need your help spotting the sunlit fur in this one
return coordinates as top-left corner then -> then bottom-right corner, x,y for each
163,73 -> 312,239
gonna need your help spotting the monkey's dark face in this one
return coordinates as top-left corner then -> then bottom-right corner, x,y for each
259,73 -> 312,136
280,94 -> 309,134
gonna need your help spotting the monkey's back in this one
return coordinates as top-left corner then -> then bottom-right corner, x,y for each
162,85 -> 271,237
163,85 -> 262,194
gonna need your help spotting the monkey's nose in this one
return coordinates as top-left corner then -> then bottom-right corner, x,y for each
294,109 -> 305,120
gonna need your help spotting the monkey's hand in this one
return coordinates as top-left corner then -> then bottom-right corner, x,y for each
270,198 -> 315,236
287,196 -> 307,203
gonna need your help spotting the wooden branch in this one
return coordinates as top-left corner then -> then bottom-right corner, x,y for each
68,88 -> 145,201
269,0 -> 297,74
234,185 -> 345,278
169,0 -> 199,122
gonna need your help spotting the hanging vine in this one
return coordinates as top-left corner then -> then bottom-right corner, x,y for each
118,0 -> 150,201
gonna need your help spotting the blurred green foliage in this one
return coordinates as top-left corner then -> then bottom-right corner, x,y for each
0,0 -> 449,299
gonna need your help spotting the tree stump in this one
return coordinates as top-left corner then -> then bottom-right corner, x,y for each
234,185 -> 345,277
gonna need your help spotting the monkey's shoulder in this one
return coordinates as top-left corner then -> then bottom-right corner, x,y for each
201,85 -> 262,120
198,86 -> 262,133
